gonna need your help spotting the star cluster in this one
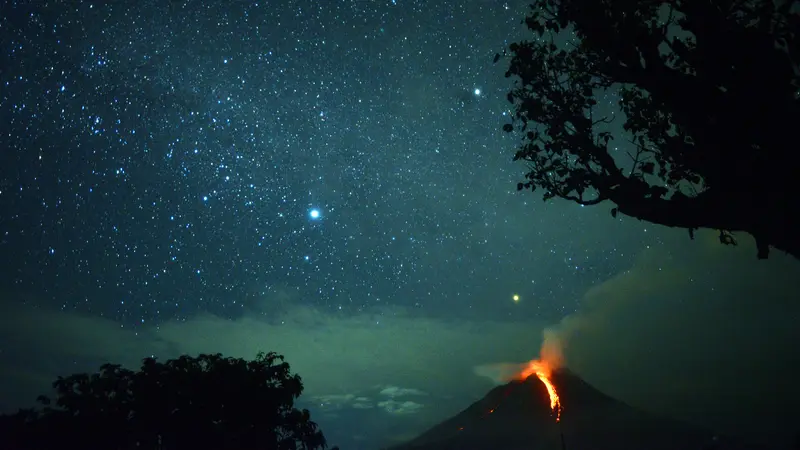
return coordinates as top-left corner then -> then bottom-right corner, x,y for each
0,0 -> 638,328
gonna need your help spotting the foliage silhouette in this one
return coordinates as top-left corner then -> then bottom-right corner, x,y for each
0,352 -> 338,450
499,0 -> 799,259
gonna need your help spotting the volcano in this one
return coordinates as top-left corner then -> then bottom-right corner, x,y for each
388,369 -> 746,450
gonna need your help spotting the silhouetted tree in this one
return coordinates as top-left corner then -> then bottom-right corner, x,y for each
499,0 -> 799,259
0,352 -> 338,450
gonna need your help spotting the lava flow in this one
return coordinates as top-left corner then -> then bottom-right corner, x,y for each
515,359 -> 562,422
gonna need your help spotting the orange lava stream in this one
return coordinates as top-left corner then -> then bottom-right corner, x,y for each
517,360 -> 562,422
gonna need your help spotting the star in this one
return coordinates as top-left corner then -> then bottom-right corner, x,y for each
309,208 -> 321,220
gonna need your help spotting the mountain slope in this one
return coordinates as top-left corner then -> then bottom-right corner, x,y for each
390,369 -> 745,450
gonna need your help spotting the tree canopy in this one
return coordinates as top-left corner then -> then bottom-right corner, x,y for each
500,0 -> 799,259
0,352 -> 337,450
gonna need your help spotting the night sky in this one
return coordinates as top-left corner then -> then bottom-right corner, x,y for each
2,1 -> 799,449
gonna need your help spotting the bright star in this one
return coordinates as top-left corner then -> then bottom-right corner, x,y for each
309,208 -> 321,219
474,88 -> 481,96
512,294 -> 520,302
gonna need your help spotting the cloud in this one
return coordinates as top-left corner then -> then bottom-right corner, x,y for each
377,399 -> 425,415
312,385 -> 426,415
313,394 -> 374,411
376,385 -> 427,415
379,386 -> 427,398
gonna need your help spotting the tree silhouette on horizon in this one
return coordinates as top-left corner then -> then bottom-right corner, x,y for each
500,0 -> 799,259
0,352 -> 338,450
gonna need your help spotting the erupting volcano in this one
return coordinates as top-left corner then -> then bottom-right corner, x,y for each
387,364 -> 739,450
513,359 -> 562,422
386,331 -> 744,450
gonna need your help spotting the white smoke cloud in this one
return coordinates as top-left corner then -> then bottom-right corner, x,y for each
471,362 -> 526,385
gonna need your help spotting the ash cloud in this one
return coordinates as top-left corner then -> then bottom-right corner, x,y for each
540,229 -> 800,448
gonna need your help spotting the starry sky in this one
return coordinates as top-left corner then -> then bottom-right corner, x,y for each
0,0 -> 633,325
2,1 -> 800,449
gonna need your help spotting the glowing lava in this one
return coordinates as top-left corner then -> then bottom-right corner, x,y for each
515,360 -> 562,422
